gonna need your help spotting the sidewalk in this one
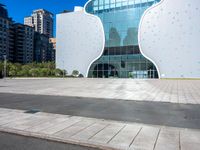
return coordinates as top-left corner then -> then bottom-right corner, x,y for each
0,108 -> 199,150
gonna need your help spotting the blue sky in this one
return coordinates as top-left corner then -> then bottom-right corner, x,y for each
0,0 -> 88,37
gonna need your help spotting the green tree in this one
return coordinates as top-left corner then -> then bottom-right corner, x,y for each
0,62 -> 69,78
21,65 -> 31,76
14,63 -> 22,70
48,61 -> 55,70
63,70 -> 67,76
28,62 -> 37,68
72,70 -> 79,77
17,70 -> 27,77
39,68 -> 51,77
29,68 -> 40,77
54,68 -> 63,77
8,64 -> 18,77
0,62 -> 3,76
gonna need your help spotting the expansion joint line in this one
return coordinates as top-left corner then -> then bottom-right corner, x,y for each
179,131 -> 181,150
53,119 -> 83,135
70,122 -> 96,138
88,123 -> 110,140
129,126 -> 143,147
107,124 -> 126,144
153,128 -> 161,150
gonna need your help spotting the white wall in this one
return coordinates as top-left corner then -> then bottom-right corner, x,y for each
56,11 -> 104,77
139,0 -> 200,78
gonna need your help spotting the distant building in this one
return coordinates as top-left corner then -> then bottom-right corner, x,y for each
1,4 -> 55,64
0,4 -> 14,62
48,38 -> 56,61
34,32 -> 49,62
24,16 -> 34,27
49,38 -> 56,49
61,10 -> 71,14
13,23 -> 34,64
0,4 -> 8,17
24,9 -> 53,38
24,9 -> 55,63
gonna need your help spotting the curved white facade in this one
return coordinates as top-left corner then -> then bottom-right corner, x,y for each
56,0 -> 200,78
139,0 -> 200,78
56,11 -> 104,77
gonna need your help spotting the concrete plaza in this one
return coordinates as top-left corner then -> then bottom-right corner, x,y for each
0,78 -> 200,104
0,78 -> 200,149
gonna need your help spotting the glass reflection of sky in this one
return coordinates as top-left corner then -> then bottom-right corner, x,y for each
86,0 -> 160,47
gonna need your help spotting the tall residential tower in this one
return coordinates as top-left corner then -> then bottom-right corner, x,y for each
13,23 -> 34,64
24,9 -> 53,38
0,4 -> 14,62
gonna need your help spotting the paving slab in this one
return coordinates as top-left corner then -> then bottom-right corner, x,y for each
71,122 -> 109,141
25,116 -> 69,133
40,116 -> 83,135
130,126 -> 160,150
55,119 -> 95,138
154,128 -> 179,150
180,129 -> 200,150
2,115 -> 53,130
108,124 -> 142,149
89,123 -> 125,144
0,112 -> 32,126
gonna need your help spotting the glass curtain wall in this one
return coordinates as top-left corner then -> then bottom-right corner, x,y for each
86,0 -> 160,78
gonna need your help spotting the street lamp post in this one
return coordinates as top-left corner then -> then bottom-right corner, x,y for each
62,60 -> 65,78
3,55 -> 7,79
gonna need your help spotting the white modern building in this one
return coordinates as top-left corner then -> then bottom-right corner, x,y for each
56,0 -> 200,79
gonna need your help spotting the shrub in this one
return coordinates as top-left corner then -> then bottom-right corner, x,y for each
0,62 -> 68,78
54,68 -> 63,77
29,68 -> 40,77
39,68 -> 51,77
72,70 -> 79,77
128,72 -> 133,78
8,64 -> 18,77
21,65 -> 31,76
78,74 -> 84,78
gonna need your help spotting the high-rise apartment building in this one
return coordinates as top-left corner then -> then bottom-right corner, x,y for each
0,4 -> 14,62
24,9 -> 53,38
24,16 -> 34,27
34,32 -> 49,62
1,3 -> 55,64
13,23 -> 34,64
48,38 -> 56,61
